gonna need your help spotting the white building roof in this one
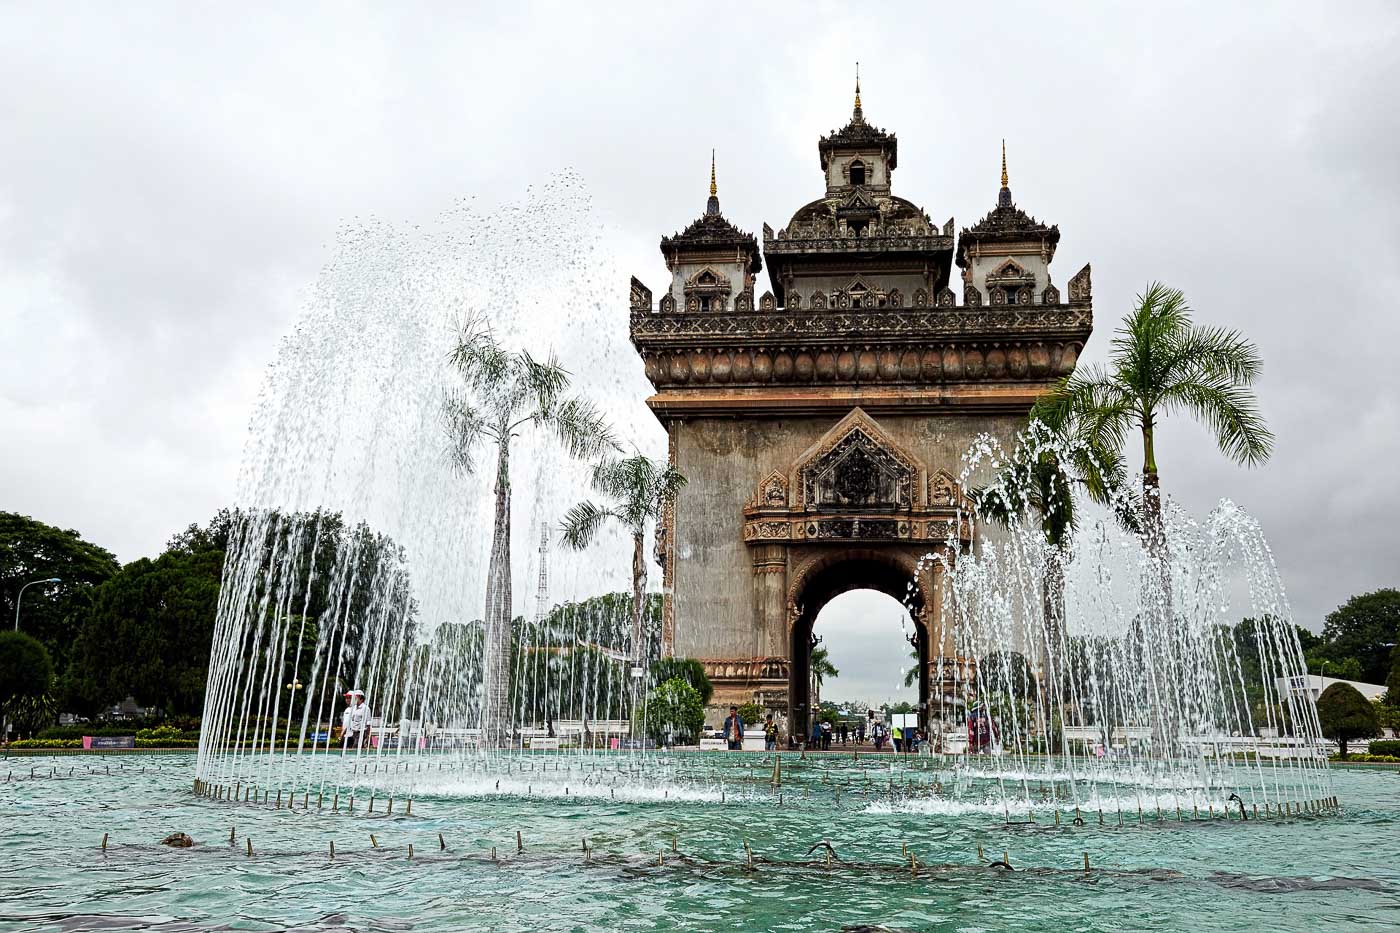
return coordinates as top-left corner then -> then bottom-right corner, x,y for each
1276,673 -> 1386,702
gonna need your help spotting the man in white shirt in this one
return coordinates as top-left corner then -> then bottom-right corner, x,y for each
341,689 -> 371,749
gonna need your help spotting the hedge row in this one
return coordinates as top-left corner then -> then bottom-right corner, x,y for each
9,738 -> 200,749
37,725 -> 201,741
1366,740 -> 1400,757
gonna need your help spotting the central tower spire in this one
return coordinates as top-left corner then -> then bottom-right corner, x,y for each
706,148 -> 720,215
853,62 -> 863,122
998,140 -> 1013,208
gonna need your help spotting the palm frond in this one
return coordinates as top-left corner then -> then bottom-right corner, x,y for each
448,323 -> 511,392
1158,376 -> 1274,466
518,350 -> 571,415
543,396 -> 619,460
1169,323 -> 1264,388
650,465 -> 687,511
442,393 -> 489,473
559,501 -> 620,550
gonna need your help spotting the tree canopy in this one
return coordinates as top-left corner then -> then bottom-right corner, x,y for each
1,512 -> 120,677
63,523 -> 226,717
0,630 -> 54,703
648,656 -> 713,705
1320,589 -> 1400,685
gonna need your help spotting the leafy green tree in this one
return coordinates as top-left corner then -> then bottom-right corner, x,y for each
0,631 -> 55,738
1307,656 -> 1363,681
1033,283 -> 1272,559
648,656 -> 713,705
644,677 -> 704,744
0,512 -> 120,678
561,454 -> 685,666
1316,681 -> 1381,758
445,323 -> 617,746
1320,589 -> 1400,685
1386,645 -> 1400,707
65,542 -> 224,717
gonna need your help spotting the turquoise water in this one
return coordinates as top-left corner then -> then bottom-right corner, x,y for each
2,752 -> 1397,932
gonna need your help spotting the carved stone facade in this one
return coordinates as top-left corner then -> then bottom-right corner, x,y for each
629,87 -> 1093,737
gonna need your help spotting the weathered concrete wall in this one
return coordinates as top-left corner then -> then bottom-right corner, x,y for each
671,408 -> 1025,662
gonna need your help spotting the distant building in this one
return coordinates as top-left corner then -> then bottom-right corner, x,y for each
1277,673 -> 1386,702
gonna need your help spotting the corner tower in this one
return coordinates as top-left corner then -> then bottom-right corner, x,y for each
629,85 -> 1094,739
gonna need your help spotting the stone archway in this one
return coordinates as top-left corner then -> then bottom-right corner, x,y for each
786,548 -> 932,742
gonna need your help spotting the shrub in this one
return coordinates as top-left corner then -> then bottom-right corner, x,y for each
8,738 -> 81,749
736,702 -> 764,726
1317,682 -> 1382,758
1366,739 -> 1400,757
135,724 -> 182,741
1331,753 -> 1400,764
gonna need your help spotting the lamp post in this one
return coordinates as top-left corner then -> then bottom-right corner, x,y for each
14,577 -> 62,631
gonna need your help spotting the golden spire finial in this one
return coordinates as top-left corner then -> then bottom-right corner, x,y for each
1001,139 -> 1009,189
710,148 -> 717,197
854,62 -> 862,114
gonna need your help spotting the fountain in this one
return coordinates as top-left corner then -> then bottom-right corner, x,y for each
192,177 -> 1330,827
909,422 -> 1331,817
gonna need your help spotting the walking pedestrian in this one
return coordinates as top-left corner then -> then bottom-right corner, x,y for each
763,713 -> 779,751
341,689 -> 371,750
722,706 -> 745,751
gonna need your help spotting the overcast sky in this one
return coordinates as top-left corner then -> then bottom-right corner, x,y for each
3,3 -> 1398,703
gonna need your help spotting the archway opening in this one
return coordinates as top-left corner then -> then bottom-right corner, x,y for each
807,589 -> 917,745
787,553 -> 927,744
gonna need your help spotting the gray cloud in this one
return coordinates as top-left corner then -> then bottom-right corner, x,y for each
3,3 -> 1396,696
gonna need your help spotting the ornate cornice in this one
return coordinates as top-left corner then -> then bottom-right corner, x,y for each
764,233 -> 952,257
630,306 -> 1090,393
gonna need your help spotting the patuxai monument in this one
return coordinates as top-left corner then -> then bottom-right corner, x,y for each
629,78 -> 1094,738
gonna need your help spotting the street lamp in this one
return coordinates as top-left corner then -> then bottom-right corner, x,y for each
14,577 -> 61,631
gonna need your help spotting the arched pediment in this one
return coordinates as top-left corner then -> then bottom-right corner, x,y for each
751,469 -> 789,509
685,266 -> 732,289
929,469 -> 961,507
792,408 -> 923,511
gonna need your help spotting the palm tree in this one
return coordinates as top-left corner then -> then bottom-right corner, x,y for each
903,646 -> 920,689
1033,282 -> 1272,557
444,321 -> 617,747
810,646 -> 838,707
1033,283 -> 1272,752
560,454 -> 686,667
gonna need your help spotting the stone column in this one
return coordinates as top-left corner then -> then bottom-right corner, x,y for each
750,544 -> 788,657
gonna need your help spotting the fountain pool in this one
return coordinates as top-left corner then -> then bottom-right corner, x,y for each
3,751 -> 1397,932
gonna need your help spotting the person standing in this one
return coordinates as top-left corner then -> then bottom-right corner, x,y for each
839,722 -> 849,746
722,706 -> 745,751
341,689 -> 371,750
820,719 -> 832,750
763,713 -> 779,751
809,719 -> 822,750
892,724 -> 903,754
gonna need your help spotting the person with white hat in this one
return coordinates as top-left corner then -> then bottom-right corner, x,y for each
341,688 -> 372,749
